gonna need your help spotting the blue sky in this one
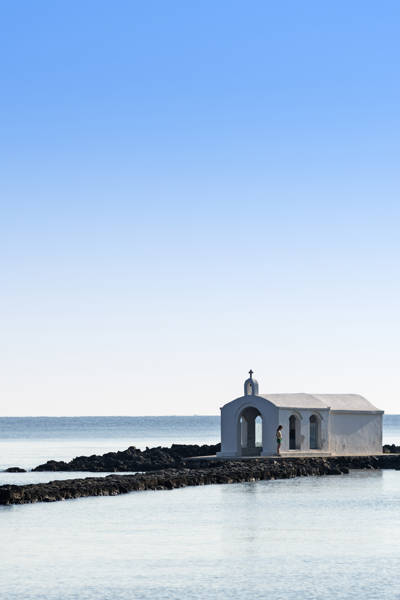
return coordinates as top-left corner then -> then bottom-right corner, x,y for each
1,1 -> 399,415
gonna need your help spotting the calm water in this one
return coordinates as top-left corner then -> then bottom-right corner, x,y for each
0,416 -> 400,599
1,471 -> 400,600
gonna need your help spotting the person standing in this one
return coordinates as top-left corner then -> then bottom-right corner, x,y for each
276,425 -> 283,455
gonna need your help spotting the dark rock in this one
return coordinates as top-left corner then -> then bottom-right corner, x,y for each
326,467 -> 343,475
32,443 -> 221,472
383,444 -> 400,454
32,441 -> 400,474
3,467 -> 27,473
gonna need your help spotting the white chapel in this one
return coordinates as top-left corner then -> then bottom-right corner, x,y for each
217,371 -> 383,457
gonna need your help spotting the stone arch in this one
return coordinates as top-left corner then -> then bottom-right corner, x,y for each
237,406 -> 263,456
289,413 -> 301,450
309,413 -> 321,449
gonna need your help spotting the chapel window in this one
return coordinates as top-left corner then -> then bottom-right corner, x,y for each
309,414 -> 320,449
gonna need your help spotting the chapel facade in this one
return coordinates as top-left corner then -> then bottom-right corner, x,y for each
217,371 -> 383,457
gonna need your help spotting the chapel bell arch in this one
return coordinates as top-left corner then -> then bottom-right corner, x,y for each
243,369 -> 259,397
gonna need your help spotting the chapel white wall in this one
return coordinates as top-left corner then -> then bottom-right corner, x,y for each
329,412 -> 383,455
218,396 -> 278,457
277,408 -> 330,452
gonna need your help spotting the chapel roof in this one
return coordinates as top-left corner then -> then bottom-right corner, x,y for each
258,393 -> 381,412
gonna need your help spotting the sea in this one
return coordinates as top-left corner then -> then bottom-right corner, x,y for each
0,415 -> 399,600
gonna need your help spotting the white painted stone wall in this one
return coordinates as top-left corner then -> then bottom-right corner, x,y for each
218,395 -> 278,457
329,412 -> 382,455
277,408 -> 330,452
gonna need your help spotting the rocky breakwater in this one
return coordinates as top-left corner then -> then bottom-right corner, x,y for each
3,467 -> 27,473
32,443 -> 222,472
2,454 -> 400,506
383,444 -> 400,453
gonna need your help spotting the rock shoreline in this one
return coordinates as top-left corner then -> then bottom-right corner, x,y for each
1,454 -> 399,506
383,443 -> 400,454
3,443 -> 397,474
32,443 -> 222,472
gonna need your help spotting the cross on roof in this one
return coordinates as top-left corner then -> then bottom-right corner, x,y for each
249,369 -> 253,378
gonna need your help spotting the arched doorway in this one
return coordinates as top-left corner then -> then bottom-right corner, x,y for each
289,414 -> 301,450
238,407 -> 263,456
309,414 -> 321,449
